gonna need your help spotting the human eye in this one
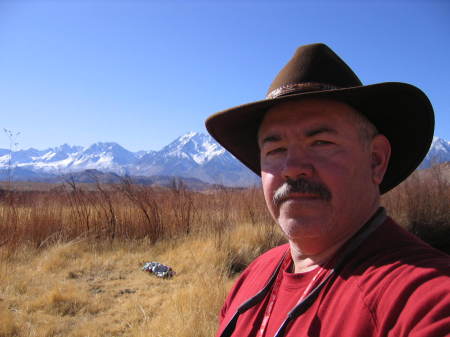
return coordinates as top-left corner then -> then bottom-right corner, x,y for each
266,147 -> 286,156
312,139 -> 334,146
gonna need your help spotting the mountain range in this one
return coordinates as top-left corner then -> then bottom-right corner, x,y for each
0,132 -> 449,187
0,132 -> 259,187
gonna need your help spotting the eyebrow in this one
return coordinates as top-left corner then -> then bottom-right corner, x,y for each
259,134 -> 281,147
305,126 -> 337,137
259,126 -> 338,147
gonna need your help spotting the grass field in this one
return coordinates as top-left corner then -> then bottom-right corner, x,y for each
0,165 -> 449,337
0,225 -> 283,337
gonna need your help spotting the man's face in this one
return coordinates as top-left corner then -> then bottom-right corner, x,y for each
258,98 -> 389,247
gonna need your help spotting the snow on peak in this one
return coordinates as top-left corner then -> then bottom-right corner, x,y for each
86,142 -> 122,152
180,131 -> 198,141
160,132 -> 225,164
431,136 -> 450,152
192,138 -> 225,164
419,136 -> 450,169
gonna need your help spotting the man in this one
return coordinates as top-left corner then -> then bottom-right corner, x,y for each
205,44 -> 450,337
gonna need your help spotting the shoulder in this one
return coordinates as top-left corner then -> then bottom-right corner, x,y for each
346,217 -> 450,335
351,216 -> 450,292
348,216 -> 449,272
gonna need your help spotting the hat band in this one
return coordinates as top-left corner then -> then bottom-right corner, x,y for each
266,82 -> 341,99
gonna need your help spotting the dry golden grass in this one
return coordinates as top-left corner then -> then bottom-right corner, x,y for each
0,222 -> 284,337
0,165 -> 448,336
0,302 -> 18,337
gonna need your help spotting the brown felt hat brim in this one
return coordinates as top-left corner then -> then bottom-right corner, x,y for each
205,82 -> 434,194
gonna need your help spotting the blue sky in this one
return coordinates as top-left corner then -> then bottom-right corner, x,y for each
0,0 -> 449,151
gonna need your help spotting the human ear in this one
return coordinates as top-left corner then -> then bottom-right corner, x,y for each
370,134 -> 391,185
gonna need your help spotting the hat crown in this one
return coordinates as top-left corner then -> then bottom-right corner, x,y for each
267,43 -> 362,97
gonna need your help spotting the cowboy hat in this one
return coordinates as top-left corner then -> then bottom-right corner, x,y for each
205,43 -> 434,194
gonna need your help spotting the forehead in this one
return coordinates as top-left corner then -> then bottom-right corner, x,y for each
258,98 -> 360,138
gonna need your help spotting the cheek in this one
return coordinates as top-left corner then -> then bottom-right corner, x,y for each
260,156 -> 283,174
323,158 -> 372,201
261,171 -> 278,216
313,158 -> 357,198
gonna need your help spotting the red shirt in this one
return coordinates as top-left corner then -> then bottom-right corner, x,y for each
264,267 -> 319,336
217,217 -> 450,337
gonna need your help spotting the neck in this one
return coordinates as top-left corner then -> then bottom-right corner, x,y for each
289,236 -> 350,273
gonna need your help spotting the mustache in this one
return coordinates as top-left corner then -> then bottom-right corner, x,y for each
273,178 -> 332,207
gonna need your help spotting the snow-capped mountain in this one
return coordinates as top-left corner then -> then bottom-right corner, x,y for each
156,131 -> 225,165
0,133 -> 448,187
135,132 -> 223,171
0,132 -> 260,186
0,142 -> 136,175
132,132 -> 256,185
419,137 -> 450,169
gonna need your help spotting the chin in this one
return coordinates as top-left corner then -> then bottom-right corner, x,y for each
278,216 -> 334,240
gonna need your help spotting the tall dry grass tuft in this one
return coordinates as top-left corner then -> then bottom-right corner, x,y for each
29,285 -> 95,316
117,177 -> 165,243
0,179 -> 279,252
382,163 -> 450,254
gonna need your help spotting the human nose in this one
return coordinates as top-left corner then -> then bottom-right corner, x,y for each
281,147 -> 314,180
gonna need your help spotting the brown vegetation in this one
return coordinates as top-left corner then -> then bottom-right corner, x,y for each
0,165 -> 449,336
381,163 -> 450,254
0,178 -> 276,249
